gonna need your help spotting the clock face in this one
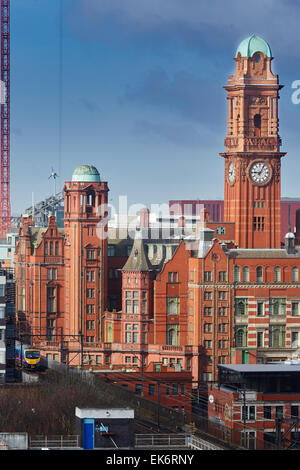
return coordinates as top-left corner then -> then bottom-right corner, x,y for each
228,162 -> 235,184
249,161 -> 271,185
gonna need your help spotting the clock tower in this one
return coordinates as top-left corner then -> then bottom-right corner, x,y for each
221,35 -> 285,249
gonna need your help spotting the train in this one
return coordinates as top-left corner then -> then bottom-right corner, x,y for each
15,341 -> 41,370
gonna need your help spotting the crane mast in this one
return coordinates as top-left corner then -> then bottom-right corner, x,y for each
0,0 -> 10,239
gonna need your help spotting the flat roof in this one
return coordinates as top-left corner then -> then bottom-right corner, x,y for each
219,363 -> 300,373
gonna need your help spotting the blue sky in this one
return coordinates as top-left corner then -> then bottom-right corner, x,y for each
10,0 -> 300,214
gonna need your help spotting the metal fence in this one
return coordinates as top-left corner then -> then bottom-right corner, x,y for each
187,435 -> 223,450
29,435 -> 80,450
135,434 -> 188,448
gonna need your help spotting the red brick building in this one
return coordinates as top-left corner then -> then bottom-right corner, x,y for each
208,363 -> 300,449
96,362 -> 193,415
13,36 -> 300,409
169,199 -> 300,245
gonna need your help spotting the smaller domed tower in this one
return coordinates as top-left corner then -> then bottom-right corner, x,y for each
63,165 -> 109,343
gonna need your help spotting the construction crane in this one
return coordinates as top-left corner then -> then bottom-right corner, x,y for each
0,0 -> 10,239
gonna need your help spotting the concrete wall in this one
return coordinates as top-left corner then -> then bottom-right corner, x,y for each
0,433 -> 28,450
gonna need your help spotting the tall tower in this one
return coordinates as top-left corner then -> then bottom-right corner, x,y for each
63,165 -> 109,343
221,35 -> 285,249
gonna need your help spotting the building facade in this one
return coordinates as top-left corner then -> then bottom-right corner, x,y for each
208,363 -> 300,449
13,37 -> 300,399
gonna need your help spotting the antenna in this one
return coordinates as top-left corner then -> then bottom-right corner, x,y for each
49,167 -> 59,196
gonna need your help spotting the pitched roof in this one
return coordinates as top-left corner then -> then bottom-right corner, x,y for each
228,248 -> 300,259
122,234 -> 153,272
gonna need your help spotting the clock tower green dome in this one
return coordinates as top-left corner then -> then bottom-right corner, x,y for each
235,34 -> 272,58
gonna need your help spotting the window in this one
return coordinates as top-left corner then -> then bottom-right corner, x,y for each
87,250 -> 96,260
254,113 -> 261,136
235,327 -> 248,347
135,384 -> 142,395
243,267 -> 249,282
218,271 -> 227,282
218,339 -> 227,349
46,319 -> 55,340
86,270 -> 95,282
264,406 -> 272,420
276,406 -> 283,419
291,331 -> 299,348
242,405 -> 256,421
274,267 -> 281,282
87,288 -> 95,299
168,272 -> 178,282
148,384 -> 155,396
234,266 -> 240,282
204,340 -> 212,349
257,331 -> 264,347
167,325 -> 179,345
108,245 -> 116,256
86,336 -> 95,343
253,217 -> 264,232
218,307 -> 227,316
204,291 -> 212,300
86,320 -> 95,330
204,307 -> 212,316
125,291 -> 139,314
167,297 -> 180,315
269,298 -> 286,315
293,267 -> 299,282
292,302 -> 299,316
172,384 -> 179,396
47,287 -> 56,313
241,431 -> 256,450
218,355 -> 227,364
235,298 -> 248,316
204,323 -> 212,333
204,271 -> 212,282
218,323 -> 227,333
47,268 -> 57,280
256,266 -> 263,282
257,301 -> 265,316
142,332 -> 147,344
291,406 -> 299,419
269,326 -> 285,348
218,291 -> 227,300
87,304 -> 95,314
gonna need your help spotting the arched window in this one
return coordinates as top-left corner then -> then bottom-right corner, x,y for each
243,267 -> 249,282
292,267 -> 299,282
254,114 -> 261,137
235,328 -> 247,348
274,267 -> 281,282
167,328 -> 176,345
256,266 -> 263,283
234,265 -> 240,282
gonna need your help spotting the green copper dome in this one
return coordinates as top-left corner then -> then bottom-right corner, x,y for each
235,34 -> 272,58
72,164 -> 101,183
